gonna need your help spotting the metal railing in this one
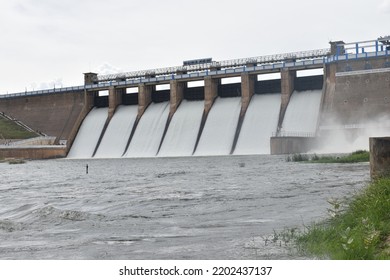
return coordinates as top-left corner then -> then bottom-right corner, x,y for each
272,131 -> 316,138
96,48 -> 330,82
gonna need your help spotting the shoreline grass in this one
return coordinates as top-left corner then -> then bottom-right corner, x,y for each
286,150 -> 369,164
296,178 -> 390,259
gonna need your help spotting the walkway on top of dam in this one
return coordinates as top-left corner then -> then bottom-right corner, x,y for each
1,37 -> 389,99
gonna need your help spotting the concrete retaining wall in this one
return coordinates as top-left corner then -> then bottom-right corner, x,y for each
0,146 -> 67,160
270,137 -> 317,155
8,136 -> 57,146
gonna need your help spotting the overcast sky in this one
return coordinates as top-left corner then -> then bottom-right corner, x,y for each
1,0 -> 389,94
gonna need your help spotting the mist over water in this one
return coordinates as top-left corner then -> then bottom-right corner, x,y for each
314,115 -> 390,153
0,156 -> 369,259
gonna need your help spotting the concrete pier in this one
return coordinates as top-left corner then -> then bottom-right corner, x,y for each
138,83 -> 153,117
370,137 -> 390,179
277,69 -> 296,132
204,77 -> 219,114
169,80 -> 185,118
108,86 -> 124,120
240,73 -> 255,116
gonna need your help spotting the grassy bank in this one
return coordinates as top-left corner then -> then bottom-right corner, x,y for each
297,178 -> 390,259
286,150 -> 369,163
0,116 -> 38,139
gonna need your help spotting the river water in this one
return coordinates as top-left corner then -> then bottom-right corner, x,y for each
0,155 -> 369,259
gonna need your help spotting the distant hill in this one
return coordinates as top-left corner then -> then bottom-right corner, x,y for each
0,113 -> 39,139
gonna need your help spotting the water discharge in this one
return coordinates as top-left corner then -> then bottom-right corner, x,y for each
194,97 -> 241,156
281,90 -> 322,134
158,100 -> 204,157
94,105 -> 138,158
234,94 -> 281,155
123,102 -> 169,158
68,90 -> 324,158
67,107 -> 108,159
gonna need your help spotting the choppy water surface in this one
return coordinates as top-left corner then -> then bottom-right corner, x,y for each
0,155 -> 369,259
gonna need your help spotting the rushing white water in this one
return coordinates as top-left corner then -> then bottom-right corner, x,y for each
234,94 -> 281,155
0,156 -> 369,259
194,97 -> 241,156
67,107 -> 108,159
94,105 -> 138,158
123,102 -> 169,158
281,90 -> 322,134
158,100 -> 204,157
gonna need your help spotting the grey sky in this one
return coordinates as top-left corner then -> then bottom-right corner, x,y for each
1,0 -> 389,94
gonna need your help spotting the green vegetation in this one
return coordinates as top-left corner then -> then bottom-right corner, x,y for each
297,178 -> 390,259
286,153 -> 310,162
0,116 -> 38,139
8,159 -> 26,164
286,150 -> 369,163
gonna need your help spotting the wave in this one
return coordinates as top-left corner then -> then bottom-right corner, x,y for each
0,219 -> 25,232
1,204 -> 97,226
155,171 -> 187,178
32,206 -> 91,221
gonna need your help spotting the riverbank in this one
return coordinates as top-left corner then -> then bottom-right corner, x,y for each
286,150 -> 369,163
296,177 -> 390,259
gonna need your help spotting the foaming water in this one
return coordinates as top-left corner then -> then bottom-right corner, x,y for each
234,94 -> 281,155
158,100 -> 204,157
281,90 -> 322,133
195,97 -> 241,156
124,102 -> 170,158
94,105 -> 138,158
67,108 -> 108,158
0,156 -> 369,259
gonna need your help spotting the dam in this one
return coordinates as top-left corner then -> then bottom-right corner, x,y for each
1,36 -> 390,159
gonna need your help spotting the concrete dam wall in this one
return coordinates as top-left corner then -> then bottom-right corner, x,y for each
1,37 -> 390,157
0,90 -> 85,143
